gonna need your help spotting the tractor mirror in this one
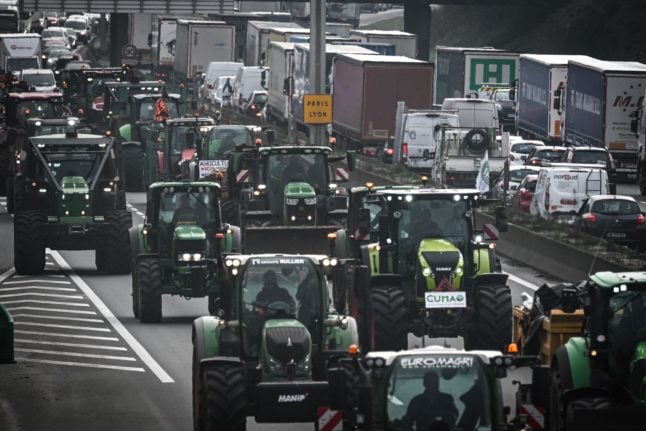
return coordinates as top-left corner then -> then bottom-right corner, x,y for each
495,206 -> 508,233
358,208 -> 371,234
327,367 -> 349,410
346,151 -> 357,171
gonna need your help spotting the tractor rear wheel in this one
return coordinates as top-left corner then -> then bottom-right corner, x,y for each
368,285 -> 408,352
193,342 -> 205,431
123,146 -> 144,191
137,257 -> 162,323
566,397 -> 609,430
204,364 -> 247,431
463,284 -> 512,351
549,365 -> 567,431
14,210 -> 46,275
104,210 -> 132,274
95,247 -> 108,272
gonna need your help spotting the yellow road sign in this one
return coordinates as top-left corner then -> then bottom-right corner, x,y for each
303,94 -> 332,124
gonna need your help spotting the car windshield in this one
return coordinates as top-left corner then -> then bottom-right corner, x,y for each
65,20 -> 86,30
266,153 -> 327,194
536,150 -> 564,161
157,188 -> 219,228
23,74 -> 55,86
386,355 -> 492,431
608,290 -> 646,367
494,90 -> 510,102
206,127 -> 251,158
252,93 -> 268,104
572,151 -> 607,165
511,143 -> 541,154
591,199 -> 639,215
510,169 -> 537,182
240,257 -> 321,357
7,57 -> 39,72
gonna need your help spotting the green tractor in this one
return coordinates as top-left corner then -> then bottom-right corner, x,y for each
539,271 -> 646,431
224,143 -> 356,254
158,116 -> 215,181
101,79 -> 170,134
129,181 -> 241,322
12,131 -> 131,275
331,184 -> 511,353
192,253 -> 358,430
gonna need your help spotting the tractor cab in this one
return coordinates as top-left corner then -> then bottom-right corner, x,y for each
160,117 -> 215,180
63,67 -> 123,125
26,116 -> 82,137
3,92 -> 65,128
101,80 -> 166,133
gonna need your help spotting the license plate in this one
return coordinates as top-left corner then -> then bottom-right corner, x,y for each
425,291 -> 467,309
606,232 -> 627,239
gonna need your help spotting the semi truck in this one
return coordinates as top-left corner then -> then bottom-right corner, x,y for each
173,19 -> 235,82
562,58 -> 646,178
0,33 -> 41,72
332,54 -> 434,149
126,13 -> 153,64
246,20 -> 301,66
517,54 -> 595,144
348,29 -> 417,58
433,46 -> 519,105
266,41 -> 295,124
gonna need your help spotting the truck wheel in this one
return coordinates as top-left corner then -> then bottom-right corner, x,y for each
463,284 -> 512,351
103,210 -> 132,274
137,257 -> 162,323
368,285 -> 408,352
123,146 -> 144,191
14,210 -> 46,275
204,364 -> 247,431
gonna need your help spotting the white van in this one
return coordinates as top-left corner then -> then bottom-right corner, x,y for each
232,66 -> 269,112
530,165 -> 609,220
440,98 -> 500,129
210,75 -> 236,108
199,61 -> 243,104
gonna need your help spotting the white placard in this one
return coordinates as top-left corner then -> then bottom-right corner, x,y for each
425,291 -> 467,309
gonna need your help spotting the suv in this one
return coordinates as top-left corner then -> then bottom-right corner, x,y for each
64,16 -> 91,44
562,146 -> 617,194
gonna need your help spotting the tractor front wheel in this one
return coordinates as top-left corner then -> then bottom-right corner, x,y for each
368,285 -> 408,352
103,210 -> 132,274
14,210 -> 46,275
463,284 -> 512,351
137,257 -> 162,323
549,366 -> 567,431
204,364 -> 247,431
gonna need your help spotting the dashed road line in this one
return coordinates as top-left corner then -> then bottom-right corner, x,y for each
13,358 -> 146,373
11,314 -> 104,323
505,272 -> 541,291
6,306 -> 97,315
0,286 -> 77,292
126,203 -> 145,218
14,330 -> 119,341
0,292 -> 85,299
15,321 -> 112,332
1,299 -> 90,307
15,348 -> 137,362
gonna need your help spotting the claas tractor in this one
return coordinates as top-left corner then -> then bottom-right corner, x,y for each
327,345 -> 538,431
192,253 -> 358,430
331,184 -> 511,353
224,143 -> 356,254
129,181 -> 241,322
12,131 -> 131,275
0,92 -> 65,196
158,116 -> 215,180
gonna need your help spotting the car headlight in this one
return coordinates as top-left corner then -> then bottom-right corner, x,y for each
285,198 -> 299,206
304,197 -> 317,205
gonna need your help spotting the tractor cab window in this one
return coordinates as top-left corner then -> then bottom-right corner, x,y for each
168,125 -> 199,154
206,127 -> 251,158
608,290 -> 646,365
139,99 -> 178,122
17,100 -> 60,122
266,153 -> 327,194
41,152 -> 101,184
362,197 -> 384,231
157,188 -> 219,228
33,124 -> 67,136
240,258 -> 321,357
386,355 -> 492,431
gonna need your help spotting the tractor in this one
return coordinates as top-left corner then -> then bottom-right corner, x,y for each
224,143 -> 356,254
101,79 -> 170,134
12,130 -> 131,275
191,253 -> 358,430
0,92 -> 65,196
158,116 -> 215,181
331,183 -> 511,353
327,345 -> 537,431
129,181 -> 241,322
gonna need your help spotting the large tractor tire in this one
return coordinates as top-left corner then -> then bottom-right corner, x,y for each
14,210 -> 46,275
131,270 -> 140,319
193,341 -> 205,431
95,247 -> 108,272
122,145 -> 144,191
137,257 -> 162,323
640,164 -> 646,196
566,397 -> 610,430
0,149 -> 8,197
368,285 -> 408,352
221,200 -> 239,226
204,364 -> 247,431
550,366 -> 567,431
103,210 -> 132,274
463,284 -> 512,351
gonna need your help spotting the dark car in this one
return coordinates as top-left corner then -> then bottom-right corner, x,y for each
525,146 -> 568,167
574,195 -> 646,249
492,88 -> 515,131
511,174 -> 538,213
562,146 -> 617,194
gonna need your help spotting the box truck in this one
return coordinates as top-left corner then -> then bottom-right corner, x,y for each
173,20 -> 235,81
0,0 -> 21,33
433,46 -> 519,105
349,29 -> 417,58
0,33 -> 41,72
246,20 -> 301,66
266,41 -> 295,123
332,54 -> 434,148
517,54 -> 595,144
563,58 -> 646,177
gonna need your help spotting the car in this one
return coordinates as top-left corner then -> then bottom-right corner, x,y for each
562,146 -> 617,194
18,69 -> 59,92
41,37 -> 68,55
511,174 -> 538,213
242,90 -> 267,117
491,88 -> 516,130
41,26 -> 76,49
508,139 -> 545,165
64,17 -> 91,44
43,12 -> 64,28
525,145 -> 568,166
492,165 -> 540,201
209,75 -> 235,108
574,195 -> 646,249
44,49 -> 76,69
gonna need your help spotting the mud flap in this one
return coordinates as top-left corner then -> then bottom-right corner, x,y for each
244,226 -> 338,254
567,405 -> 646,431
254,381 -> 329,423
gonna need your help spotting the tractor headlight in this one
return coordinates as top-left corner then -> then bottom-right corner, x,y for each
225,258 -> 241,267
103,187 -> 112,192
422,268 -> 432,277
84,194 -> 90,200
455,267 -> 463,275
285,198 -> 299,205
304,197 -> 316,205
179,253 -> 191,262
322,258 -> 331,266
38,188 -> 47,193
267,356 -> 285,374
330,258 -> 338,266
192,253 -> 203,261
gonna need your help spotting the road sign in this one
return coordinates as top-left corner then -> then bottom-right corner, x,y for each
303,94 -> 332,124
121,44 -> 138,59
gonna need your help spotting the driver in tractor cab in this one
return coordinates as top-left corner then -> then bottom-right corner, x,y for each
155,88 -> 171,123
171,194 -> 206,226
255,270 -> 295,313
444,205 -> 466,238
406,208 -> 442,254
400,371 -> 459,431
281,156 -> 308,185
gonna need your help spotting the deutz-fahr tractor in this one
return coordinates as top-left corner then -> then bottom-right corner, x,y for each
0,92 -> 65,196
192,253 -> 358,430
327,345 -> 537,431
331,184 -> 511,353
129,181 -> 241,322
12,131 -> 131,275
224,143 -> 356,254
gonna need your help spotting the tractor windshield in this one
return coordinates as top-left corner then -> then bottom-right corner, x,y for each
157,188 -> 220,228
37,151 -> 102,185
138,99 -> 178,122
240,257 -> 321,357
608,290 -> 646,365
17,100 -> 61,122
168,125 -> 200,154
206,127 -> 252,158
385,355 -> 492,431
266,153 -> 327,194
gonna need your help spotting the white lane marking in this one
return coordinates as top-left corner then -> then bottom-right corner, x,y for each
0,286 -> 77,292
15,321 -> 111,332
11,314 -> 104,323
15,339 -> 128,351
0,268 -> 15,283
15,330 -> 119,341
50,250 -> 175,383
14,357 -> 146,373
0,292 -> 84,299
15,348 -> 137,362
5,306 -> 97,315
4,279 -> 72,285
1,299 -> 89,307
505,272 -> 541,291
11,274 -> 66,279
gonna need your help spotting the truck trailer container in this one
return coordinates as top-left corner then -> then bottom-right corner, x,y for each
246,20 -> 301,66
0,33 -> 41,72
349,29 -> 417,58
332,54 -> 434,148
173,20 -> 235,81
266,41 -> 295,123
433,46 -> 518,105
563,58 -> 646,177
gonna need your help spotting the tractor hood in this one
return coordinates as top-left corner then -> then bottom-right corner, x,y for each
418,238 -> 464,291
284,182 -> 316,199
173,225 -> 206,241
61,176 -> 89,194
59,176 -> 92,221
262,319 -> 312,380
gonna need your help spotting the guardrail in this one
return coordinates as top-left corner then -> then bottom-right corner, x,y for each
0,302 -> 14,363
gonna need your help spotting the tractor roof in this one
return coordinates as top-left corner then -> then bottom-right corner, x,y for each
223,254 -> 334,266
130,93 -> 180,100
30,134 -> 113,146
28,116 -> 80,125
104,80 -> 165,88
8,92 -> 63,100
366,344 -> 503,366
258,145 -> 333,155
589,271 -> 646,289
149,181 -> 221,190
165,117 -> 214,126
373,187 -> 481,197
